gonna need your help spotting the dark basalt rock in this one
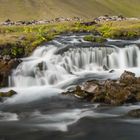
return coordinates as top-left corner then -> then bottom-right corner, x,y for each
127,109 -> 140,118
62,71 -> 140,105
80,21 -> 97,26
37,61 -> 47,71
0,59 -> 21,87
0,90 -> 17,97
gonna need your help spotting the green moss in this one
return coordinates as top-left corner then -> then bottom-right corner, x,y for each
84,35 -> 107,43
98,21 -> 140,39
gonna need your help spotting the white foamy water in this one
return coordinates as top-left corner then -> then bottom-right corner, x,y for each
27,109 -> 118,132
0,111 -> 18,121
0,35 -> 140,133
0,35 -> 139,104
10,44 -> 140,88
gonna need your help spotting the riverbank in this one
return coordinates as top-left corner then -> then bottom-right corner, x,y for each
0,18 -> 140,58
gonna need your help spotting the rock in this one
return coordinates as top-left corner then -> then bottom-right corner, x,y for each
37,61 -> 47,71
62,71 -> 140,106
103,65 -> 109,71
120,71 -> 136,85
0,97 -> 3,102
5,19 -> 11,23
109,70 -> 115,73
0,59 -> 21,87
127,109 -> 140,118
62,85 -> 94,100
80,21 -> 97,26
3,55 -> 11,61
0,90 -> 17,98
82,81 -> 98,93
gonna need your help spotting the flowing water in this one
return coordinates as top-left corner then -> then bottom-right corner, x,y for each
0,34 -> 140,140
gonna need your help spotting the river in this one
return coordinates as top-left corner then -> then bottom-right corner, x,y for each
0,33 -> 140,140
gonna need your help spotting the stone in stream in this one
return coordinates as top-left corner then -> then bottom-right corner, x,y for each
0,58 -> 21,87
62,71 -> 140,105
0,90 -> 17,102
127,109 -> 140,118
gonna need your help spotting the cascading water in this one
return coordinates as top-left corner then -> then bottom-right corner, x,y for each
9,35 -> 140,88
1,34 -> 140,138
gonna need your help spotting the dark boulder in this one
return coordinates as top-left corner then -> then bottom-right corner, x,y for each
0,90 -> 17,97
127,109 -> 140,118
62,71 -> 140,106
120,71 -> 136,85
0,59 -> 21,87
0,90 -> 17,102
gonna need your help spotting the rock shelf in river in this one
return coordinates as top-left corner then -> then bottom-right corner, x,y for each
62,71 -> 140,105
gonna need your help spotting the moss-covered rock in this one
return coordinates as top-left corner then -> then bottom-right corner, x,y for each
0,90 -> 17,102
0,59 -> 20,87
83,35 -> 107,43
62,71 -> 140,106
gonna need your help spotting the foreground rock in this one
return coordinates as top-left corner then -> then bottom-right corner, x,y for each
127,109 -> 140,118
0,90 -> 17,102
0,58 -> 21,87
62,71 -> 140,105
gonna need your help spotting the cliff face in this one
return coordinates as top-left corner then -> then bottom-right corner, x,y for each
0,0 -> 140,21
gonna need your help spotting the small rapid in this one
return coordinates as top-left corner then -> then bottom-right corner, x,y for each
10,36 -> 140,88
1,34 -> 140,139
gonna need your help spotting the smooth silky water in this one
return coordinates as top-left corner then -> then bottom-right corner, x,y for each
0,34 -> 140,140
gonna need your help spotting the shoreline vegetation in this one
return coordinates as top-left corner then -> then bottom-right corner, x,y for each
0,16 -> 139,58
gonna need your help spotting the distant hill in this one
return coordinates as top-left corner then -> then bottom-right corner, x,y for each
0,0 -> 140,21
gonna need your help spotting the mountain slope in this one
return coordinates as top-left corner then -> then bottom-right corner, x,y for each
0,0 -> 140,21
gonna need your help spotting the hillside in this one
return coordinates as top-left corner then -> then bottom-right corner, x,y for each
0,0 -> 140,21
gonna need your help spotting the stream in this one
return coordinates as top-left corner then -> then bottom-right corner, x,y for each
0,33 -> 140,140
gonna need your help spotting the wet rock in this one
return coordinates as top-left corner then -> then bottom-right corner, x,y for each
103,65 -> 109,71
62,71 -> 140,106
120,71 -> 136,85
62,85 -> 93,100
94,15 -> 126,22
37,61 -> 47,71
0,59 -> 21,87
0,97 -> 3,102
109,70 -> 115,73
127,109 -> 140,118
3,55 -> 11,61
0,90 -> 17,97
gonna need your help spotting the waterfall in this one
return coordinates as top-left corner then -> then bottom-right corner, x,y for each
10,42 -> 140,88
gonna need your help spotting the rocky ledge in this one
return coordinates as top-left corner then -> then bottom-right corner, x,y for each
62,71 -> 140,106
0,90 -> 17,102
0,58 -> 21,87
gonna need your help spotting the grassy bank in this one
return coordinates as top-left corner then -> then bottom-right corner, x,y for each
0,20 -> 140,58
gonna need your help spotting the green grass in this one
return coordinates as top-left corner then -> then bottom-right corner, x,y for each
0,20 -> 140,58
98,20 -> 140,38
0,22 -> 96,57
83,35 -> 107,43
0,0 -> 140,21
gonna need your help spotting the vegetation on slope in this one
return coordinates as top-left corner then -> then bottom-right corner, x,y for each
0,0 -> 140,21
